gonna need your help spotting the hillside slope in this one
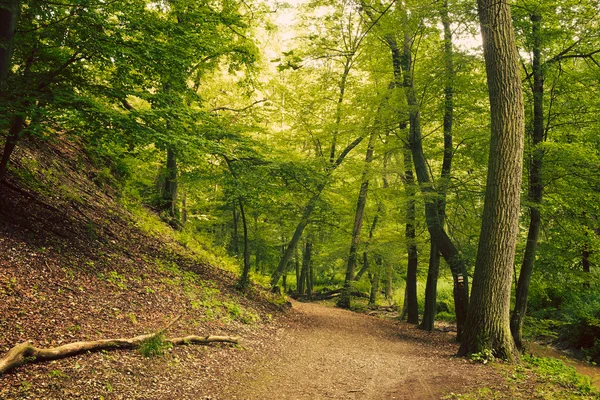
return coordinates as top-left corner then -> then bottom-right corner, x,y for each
0,135 -> 287,399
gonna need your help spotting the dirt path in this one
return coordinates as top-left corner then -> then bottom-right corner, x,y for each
221,300 -> 502,400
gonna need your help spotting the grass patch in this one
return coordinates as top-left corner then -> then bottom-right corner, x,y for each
138,333 -> 172,358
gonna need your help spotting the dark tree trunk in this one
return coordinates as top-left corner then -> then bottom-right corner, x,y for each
162,147 -> 178,218
355,210 -> 380,282
510,13 -> 544,350
299,240 -> 312,295
181,189 -> 187,225
308,247 -> 314,299
237,200 -> 251,289
231,202 -> 239,256
420,243 -> 441,330
295,245 -> 300,292
583,243 -> 591,288
339,127 -> 376,308
388,23 -> 469,341
254,215 -> 261,273
0,115 -> 24,182
255,245 -> 261,273
0,0 -> 21,81
329,59 -> 352,163
384,260 -> 392,301
403,146 -> 419,324
459,0 -> 525,361
368,254 -> 381,305
420,0 -> 454,332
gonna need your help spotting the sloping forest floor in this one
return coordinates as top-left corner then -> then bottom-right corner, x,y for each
1,136 -> 599,399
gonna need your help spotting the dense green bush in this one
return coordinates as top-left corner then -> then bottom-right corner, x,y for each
557,292 -> 600,362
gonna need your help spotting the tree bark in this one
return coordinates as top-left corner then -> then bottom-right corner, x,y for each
237,199 -> 251,289
384,260 -> 392,301
0,115 -> 24,182
510,13 -> 544,350
231,202 -> 239,255
403,146 -> 419,324
162,147 -> 178,218
355,210 -> 380,282
0,0 -> 21,81
368,254 -> 381,305
420,0 -> 454,332
299,240 -> 312,295
390,21 -> 469,341
459,0 -> 525,361
339,127 -> 377,308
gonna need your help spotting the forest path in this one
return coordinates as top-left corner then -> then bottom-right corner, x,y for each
221,300 -> 499,399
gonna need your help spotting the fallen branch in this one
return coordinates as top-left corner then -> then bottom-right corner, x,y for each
291,287 -> 370,301
0,331 -> 239,375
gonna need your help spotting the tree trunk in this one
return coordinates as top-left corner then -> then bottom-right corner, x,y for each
355,210 -> 380,282
0,115 -> 24,182
181,188 -> 188,225
329,59 -> 352,163
420,243 -> 440,330
299,240 -> 312,295
231,202 -> 239,256
295,245 -> 300,291
384,260 -> 392,301
162,147 -> 178,218
403,146 -> 419,324
339,127 -> 376,308
0,0 -> 21,81
270,136 -> 364,288
459,0 -> 525,361
420,0 -> 454,332
390,22 -> 469,341
510,13 -> 544,351
308,246 -> 314,299
368,254 -> 381,305
237,200 -> 251,289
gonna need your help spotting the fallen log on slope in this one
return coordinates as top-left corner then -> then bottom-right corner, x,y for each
291,287 -> 370,301
0,333 -> 239,376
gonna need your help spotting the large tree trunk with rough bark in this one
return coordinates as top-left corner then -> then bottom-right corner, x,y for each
458,0 -> 525,361
510,13 -> 544,350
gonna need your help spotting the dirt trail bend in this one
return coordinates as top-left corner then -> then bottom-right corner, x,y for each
222,301 -> 500,400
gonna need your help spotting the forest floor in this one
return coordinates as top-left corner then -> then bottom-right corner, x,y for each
221,300 -> 506,400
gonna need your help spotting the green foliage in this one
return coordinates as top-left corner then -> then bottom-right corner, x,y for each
469,349 -> 495,364
48,369 -> 69,379
138,333 -> 172,358
523,355 -> 596,396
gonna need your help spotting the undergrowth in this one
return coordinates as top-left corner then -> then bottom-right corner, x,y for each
444,355 -> 599,399
138,333 -> 172,358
